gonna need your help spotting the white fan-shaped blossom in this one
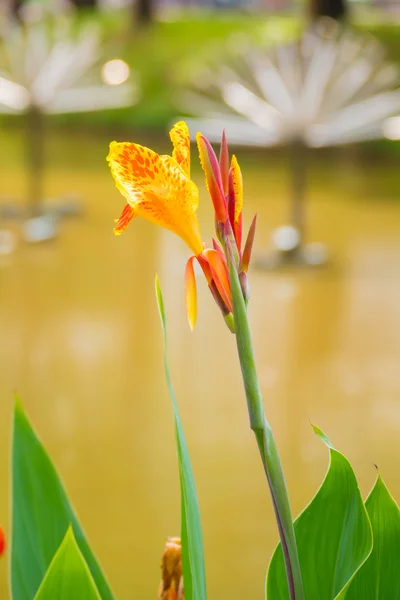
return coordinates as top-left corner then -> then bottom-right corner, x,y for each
0,13 -> 138,115
182,20 -> 400,148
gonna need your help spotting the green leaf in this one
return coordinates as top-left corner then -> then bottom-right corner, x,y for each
11,398 -> 114,600
34,527 -> 101,600
339,475 -> 400,599
266,426 -> 372,600
155,275 -> 207,600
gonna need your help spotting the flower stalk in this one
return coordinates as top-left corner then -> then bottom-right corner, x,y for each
227,241 -> 304,600
108,121 -> 304,599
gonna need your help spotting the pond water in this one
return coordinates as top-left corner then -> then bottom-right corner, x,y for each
0,128 -> 400,599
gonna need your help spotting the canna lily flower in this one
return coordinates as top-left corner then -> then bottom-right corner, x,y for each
107,121 -> 256,330
107,122 -> 203,256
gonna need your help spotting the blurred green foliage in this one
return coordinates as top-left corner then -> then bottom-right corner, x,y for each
2,10 -> 400,155
69,13 -> 400,129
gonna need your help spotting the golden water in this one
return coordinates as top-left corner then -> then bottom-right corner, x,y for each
0,129 -> 400,599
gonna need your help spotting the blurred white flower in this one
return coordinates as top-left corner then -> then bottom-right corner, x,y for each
182,20 -> 400,148
0,14 -> 138,115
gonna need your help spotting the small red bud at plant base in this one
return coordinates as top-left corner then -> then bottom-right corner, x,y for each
0,525 -> 6,557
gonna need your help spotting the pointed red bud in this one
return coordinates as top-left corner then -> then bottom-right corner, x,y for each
197,133 -> 228,223
219,130 -> 229,196
241,214 -> 257,273
0,525 -> 5,557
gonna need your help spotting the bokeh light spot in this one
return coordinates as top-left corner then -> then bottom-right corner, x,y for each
101,59 -> 130,86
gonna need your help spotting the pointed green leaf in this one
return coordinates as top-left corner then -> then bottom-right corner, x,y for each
266,427 -> 372,600
339,476 -> 400,599
155,275 -> 207,600
11,399 -> 114,600
34,527 -> 101,600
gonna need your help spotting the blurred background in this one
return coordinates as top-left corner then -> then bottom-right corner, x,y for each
0,0 -> 400,598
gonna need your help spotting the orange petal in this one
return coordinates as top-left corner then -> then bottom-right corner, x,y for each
114,203 -> 135,235
197,253 -> 213,285
185,257 -> 197,331
203,248 -> 232,313
170,121 -> 191,177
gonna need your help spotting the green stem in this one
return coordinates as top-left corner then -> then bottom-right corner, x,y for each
227,246 -> 304,600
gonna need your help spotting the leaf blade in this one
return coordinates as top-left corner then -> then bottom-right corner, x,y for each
11,398 -> 114,600
339,475 -> 400,600
266,428 -> 372,600
34,527 -> 101,600
155,275 -> 207,600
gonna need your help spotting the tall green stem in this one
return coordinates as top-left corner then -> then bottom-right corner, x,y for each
227,247 -> 304,600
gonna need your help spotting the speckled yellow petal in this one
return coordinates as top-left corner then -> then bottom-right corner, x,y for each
231,155 -> 243,223
184,256 -> 197,331
114,203 -> 136,235
108,141 -> 164,206
170,121 -> 191,177
107,141 -> 203,255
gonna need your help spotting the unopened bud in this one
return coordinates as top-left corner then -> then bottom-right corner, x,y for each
197,133 -> 228,223
157,537 -> 184,600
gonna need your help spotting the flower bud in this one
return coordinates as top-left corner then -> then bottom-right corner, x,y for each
158,537 -> 184,600
197,133 -> 228,223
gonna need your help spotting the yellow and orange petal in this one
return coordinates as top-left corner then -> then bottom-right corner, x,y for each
231,155 -> 243,223
185,257 -> 197,331
107,141 -> 203,255
170,121 -> 191,177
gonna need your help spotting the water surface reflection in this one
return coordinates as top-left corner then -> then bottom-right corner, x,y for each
0,130 -> 400,599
